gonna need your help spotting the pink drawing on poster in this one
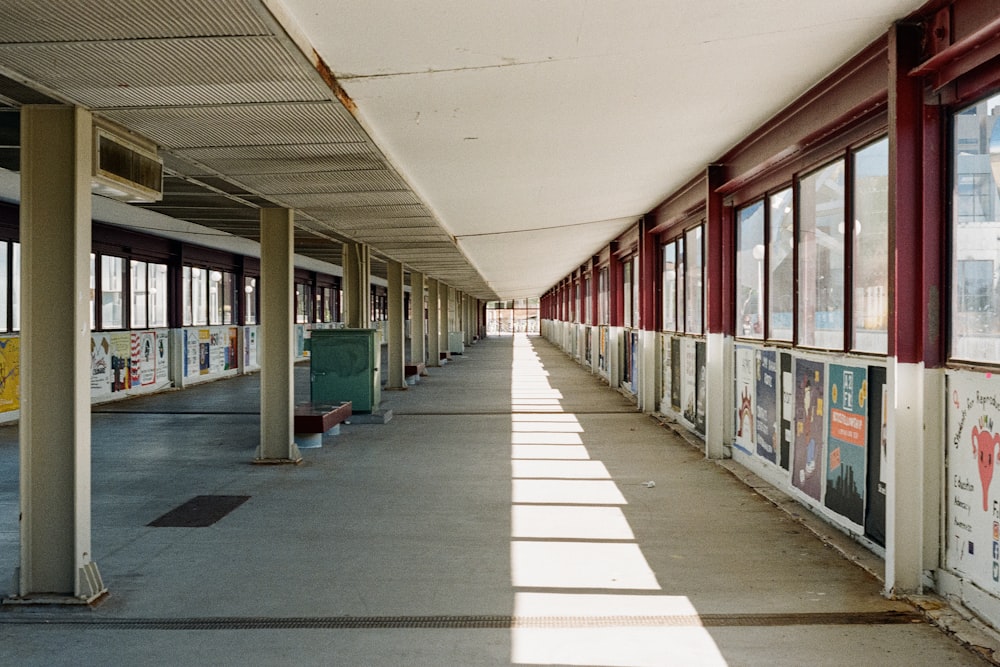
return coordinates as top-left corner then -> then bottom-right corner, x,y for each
973,417 -> 1000,511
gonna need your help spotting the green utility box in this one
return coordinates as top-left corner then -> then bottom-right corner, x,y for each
309,329 -> 381,413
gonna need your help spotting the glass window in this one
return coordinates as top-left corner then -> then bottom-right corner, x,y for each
662,242 -> 677,331
148,263 -> 168,328
797,160 -> 845,349
101,254 -> 124,329
768,189 -> 794,342
676,236 -> 685,332
623,258 -> 635,328
182,266 -> 192,326
11,243 -> 19,332
0,241 -> 8,332
208,270 -> 224,325
736,201 -> 765,339
190,267 -> 207,326
296,283 -> 312,324
852,138 -> 889,353
244,276 -> 257,325
951,94 -> 1000,362
131,260 -> 148,328
222,272 -> 234,325
598,267 -> 609,325
685,226 -> 703,334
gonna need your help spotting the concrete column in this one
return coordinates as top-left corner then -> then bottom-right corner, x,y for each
342,241 -> 370,329
410,271 -> 426,365
16,105 -> 105,603
704,165 -> 732,460
386,260 -> 406,389
256,208 -> 301,464
440,284 -> 451,355
427,279 -> 441,367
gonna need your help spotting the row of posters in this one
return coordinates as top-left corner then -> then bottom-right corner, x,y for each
730,345 -> 886,541
660,336 -> 706,436
91,330 -> 169,396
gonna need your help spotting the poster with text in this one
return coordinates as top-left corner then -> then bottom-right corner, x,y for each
694,340 -> 706,435
110,332 -> 131,392
681,337 -> 697,428
734,345 -> 755,454
670,337 -> 681,411
156,331 -> 169,383
660,335 -> 672,415
792,358 -> 825,501
226,327 -> 238,370
864,366 -> 887,547
825,364 -> 867,525
755,349 -> 778,463
199,329 -> 211,374
0,337 -> 19,412
133,331 -> 157,386
90,333 -> 111,394
244,327 -> 257,367
779,353 -> 792,470
946,371 -> 1000,594
209,331 -> 225,372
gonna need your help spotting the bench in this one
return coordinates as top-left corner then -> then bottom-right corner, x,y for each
293,401 -> 352,449
404,362 -> 427,385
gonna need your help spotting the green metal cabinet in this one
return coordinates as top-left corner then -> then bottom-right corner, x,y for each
310,329 -> 381,413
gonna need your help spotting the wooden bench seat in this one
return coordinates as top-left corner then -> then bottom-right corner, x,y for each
293,401 -> 352,448
404,362 -> 427,385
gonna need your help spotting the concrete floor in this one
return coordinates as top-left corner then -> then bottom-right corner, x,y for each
0,334 -> 991,666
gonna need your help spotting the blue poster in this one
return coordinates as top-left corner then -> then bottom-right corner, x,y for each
755,350 -> 778,463
825,364 -> 867,525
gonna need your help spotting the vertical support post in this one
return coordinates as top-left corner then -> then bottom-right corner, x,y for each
886,21 -> 935,595
705,164 -> 732,460
256,208 -> 301,464
342,241 -> 370,329
15,105 -> 105,603
427,278 -> 441,366
639,215 -> 661,413
440,284 -> 451,356
386,260 -> 406,389
410,270 -> 426,365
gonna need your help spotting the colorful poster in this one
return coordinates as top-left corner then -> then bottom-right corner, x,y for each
670,337 -> 681,412
755,349 -> 778,463
825,364 -> 867,525
110,332 -> 131,392
734,345 -> 755,454
199,329 -> 211,374
90,333 -> 111,394
226,327 -> 238,370
792,358 -> 824,501
779,353 -> 793,470
156,332 -> 169,384
0,337 -> 19,412
946,372 -> 1000,594
209,331 -> 225,372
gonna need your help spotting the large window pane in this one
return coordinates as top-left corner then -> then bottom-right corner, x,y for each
182,266 -> 192,326
190,267 -> 207,326
101,254 -> 124,329
296,283 -> 312,323
769,189 -> 794,341
208,270 -> 223,325
149,263 -> 168,328
244,276 -> 258,325
131,260 -> 148,328
685,226 -> 703,334
852,138 -> 889,353
623,259 -> 635,328
598,267 -> 609,325
797,160 -> 845,349
0,242 -> 8,332
952,95 -> 1000,361
662,242 -> 677,331
736,201 -> 764,338
89,253 -> 95,329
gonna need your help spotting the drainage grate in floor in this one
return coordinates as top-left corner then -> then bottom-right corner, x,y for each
147,495 -> 250,528
0,611 -> 922,630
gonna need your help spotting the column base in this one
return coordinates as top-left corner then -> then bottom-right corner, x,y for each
3,562 -> 107,606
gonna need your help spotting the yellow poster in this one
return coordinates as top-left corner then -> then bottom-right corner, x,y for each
0,336 -> 19,412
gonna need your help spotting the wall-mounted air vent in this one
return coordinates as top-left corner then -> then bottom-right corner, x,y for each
92,122 -> 163,203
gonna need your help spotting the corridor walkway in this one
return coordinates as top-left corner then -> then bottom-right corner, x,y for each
0,334 -> 989,665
